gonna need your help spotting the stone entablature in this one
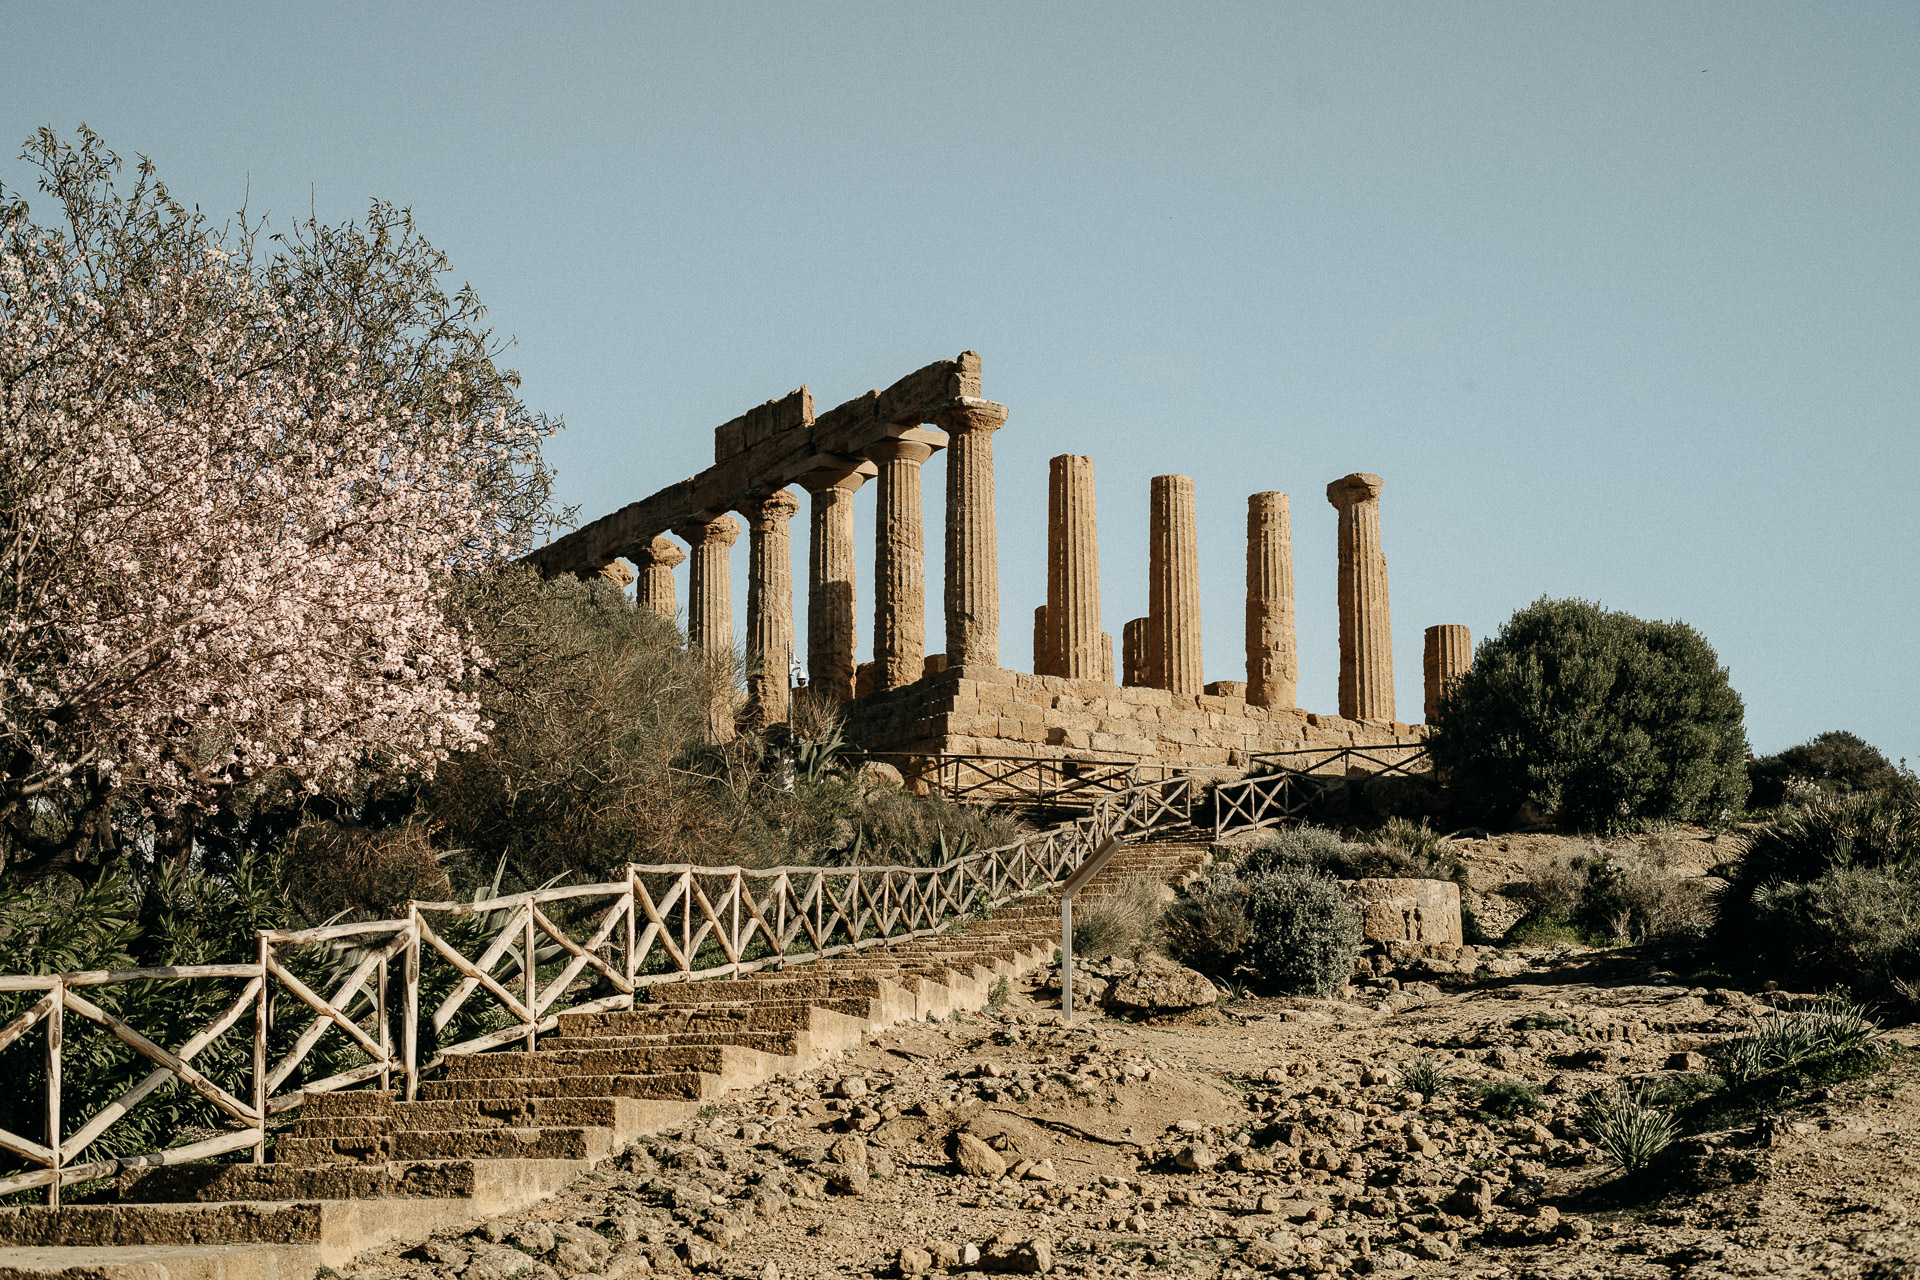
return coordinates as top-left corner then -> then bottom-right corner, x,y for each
842,663 -> 1422,776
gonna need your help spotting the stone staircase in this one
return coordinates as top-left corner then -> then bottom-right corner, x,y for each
0,833 -> 1212,1280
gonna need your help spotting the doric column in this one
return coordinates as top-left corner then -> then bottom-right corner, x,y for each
1032,605 -> 1054,676
1101,632 -> 1114,685
936,398 -> 1008,669
868,438 -> 934,691
797,461 -> 871,702
1148,474 -> 1203,695
741,489 -> 801,728
1326,472 -> 1394,723
1423,625 -> 1472,724
1245,492 -> 1298,709
629,536 -> 684,622
1122,618 -> 1149,687
1047,454 -> 1103,680
673,514 -> 741,740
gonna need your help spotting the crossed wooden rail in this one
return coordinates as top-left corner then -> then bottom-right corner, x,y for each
1212,741 -> 1432,840
0,774 -> 1198,1205
847,752 -> 1182,808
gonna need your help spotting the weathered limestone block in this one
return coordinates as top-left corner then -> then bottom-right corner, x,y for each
799,460 -> 873,702
1046,454 -> 1104,679
1032,605 -> 1054,678
628,535 -> 685,621
672,514 -> 741,741
1121,617 -> 1149,688
1245,491 -> 1298,708
741,488 -> 800,728
869,438 -> 935,691
579,558 -> 635,589
1423,624 -> 1472,724
1204,680 -> 1249,700
1326,473 -> 1394,723
1147,475 -> 1203,695
1346,878 -> 1462,947
937,398 -> 1008,668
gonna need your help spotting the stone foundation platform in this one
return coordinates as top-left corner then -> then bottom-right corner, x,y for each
840,663 -> 1420,774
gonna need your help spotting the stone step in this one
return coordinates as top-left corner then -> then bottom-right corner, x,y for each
418,1072 -> 717,1103
276,1124 -> 612,1166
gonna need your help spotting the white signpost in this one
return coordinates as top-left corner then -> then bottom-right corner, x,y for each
1056,835 -> 1123,1021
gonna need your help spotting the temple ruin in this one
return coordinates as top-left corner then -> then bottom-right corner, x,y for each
526,352 -> 1473,773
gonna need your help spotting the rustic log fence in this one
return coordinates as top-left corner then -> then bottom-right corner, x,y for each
1212,742 -> 1432,840
845,751 -> 1181,808
0,773 -> 1197,1205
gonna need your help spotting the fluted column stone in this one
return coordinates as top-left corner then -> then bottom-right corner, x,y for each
1122,618 -> 1149,688
1245,492 -> 1298,709
1147,475 -> 1202,696
1423,625 -> 1472,724
1326,472 -> 1394,723
937,399 -> 1008,669
741,489 -> 800,728
1046,454 -> 1103,680
673,514 -> 741,741
868,437 -> 934,692
1032,606 -> 1054,677
798,462 -> 870,702
630,536 -> 684,622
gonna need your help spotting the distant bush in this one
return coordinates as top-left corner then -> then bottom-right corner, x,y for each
286,820 -> 452,919
1161,876 -> 1254,975
1712,791 -> 1920,1003
1072,877 -> 1166,962
1504,839 -> 1709,947
1747,731 -> 1911,810
1239,820 -> 1465,886
1165,862 -> 1365,996
1429,597 -> 1749,831
1240,867 -> 1363,997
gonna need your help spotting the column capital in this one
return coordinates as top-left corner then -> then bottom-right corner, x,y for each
1326,472 -> 1385,508
623,534 -> 686,570
934,397 -> 1009,436
673,513 -> 740,549
795,454 -> 877,495
865,437 -> 935,466
739,487 -> 801,531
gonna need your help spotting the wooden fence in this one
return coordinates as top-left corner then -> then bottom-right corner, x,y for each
1212,742 -> 1432,840
846,752 -> 1181,808
0,774 -> 1196,1205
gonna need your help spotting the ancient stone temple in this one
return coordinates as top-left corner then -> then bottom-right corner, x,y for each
527,352 -> 1448,772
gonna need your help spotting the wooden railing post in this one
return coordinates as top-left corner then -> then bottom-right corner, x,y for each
47,980 -> 62,1206
254,937 -> 269,1161
522,911 -> 537,1051
403,910 -> 420,1102
625,873 -> 638,986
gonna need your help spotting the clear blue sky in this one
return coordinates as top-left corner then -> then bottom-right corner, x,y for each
6,2 -> 1916,764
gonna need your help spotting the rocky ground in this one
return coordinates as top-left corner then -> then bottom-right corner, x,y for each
333,827 -> 1918,1280
336,932 -> 1920,1280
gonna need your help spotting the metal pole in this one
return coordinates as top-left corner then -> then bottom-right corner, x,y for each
1060,896 -> 1074,1022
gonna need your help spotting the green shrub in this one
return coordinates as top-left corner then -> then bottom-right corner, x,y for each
1162,863 -> 1361,996
1240,821 -> 1465,885
1503,840 -> 1709,947
1712,791 -> 1920,999
1401,1056 -> 1451,1100
1071,878 -> 1165,962
1468,1079 -> 1542,1120
1239,867 -> 1362,997
1429,597 -> 1749,830
1161,876 -> 1254,975
1579,1084 -> 1679,1170
1748,731 -> 1911,811
1708,1000 -> 1884,1084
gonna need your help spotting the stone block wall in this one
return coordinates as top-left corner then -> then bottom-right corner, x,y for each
839,664 -> 1421,776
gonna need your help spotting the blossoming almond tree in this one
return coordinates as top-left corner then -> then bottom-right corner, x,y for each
0,128 -> 562,879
